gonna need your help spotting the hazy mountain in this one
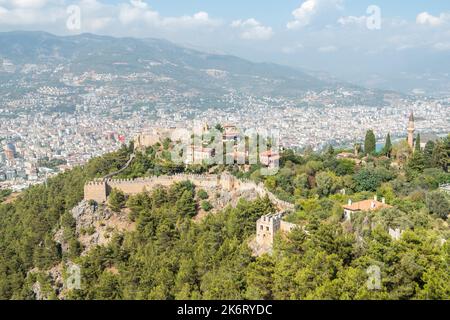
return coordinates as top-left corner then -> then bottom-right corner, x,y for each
0,31 -> 400,102
0,31 -> 336,96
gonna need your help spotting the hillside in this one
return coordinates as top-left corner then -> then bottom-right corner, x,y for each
0,135 -> 449,300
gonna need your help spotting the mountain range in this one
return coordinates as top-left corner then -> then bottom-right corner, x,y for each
0,31 -> 389,100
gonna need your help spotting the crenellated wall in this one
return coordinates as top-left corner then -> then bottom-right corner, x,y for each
84,180 -> 108,203
84,173 -> 236,203
84,172 -> 297,255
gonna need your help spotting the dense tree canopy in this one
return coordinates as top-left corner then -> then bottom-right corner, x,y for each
0,136 -> 449,300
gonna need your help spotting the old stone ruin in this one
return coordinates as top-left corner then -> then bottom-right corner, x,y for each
84,172 -> 297,256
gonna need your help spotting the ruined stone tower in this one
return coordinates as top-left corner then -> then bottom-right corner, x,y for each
256,213 -> 282,249
219,172 -> 236,191
84,180 -> 108,203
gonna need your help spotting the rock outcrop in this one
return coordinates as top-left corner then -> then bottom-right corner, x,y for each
55,200 -> 135,256
74,200 -> 135,254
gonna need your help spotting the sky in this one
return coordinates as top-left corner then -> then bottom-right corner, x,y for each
0,0 -> 449,91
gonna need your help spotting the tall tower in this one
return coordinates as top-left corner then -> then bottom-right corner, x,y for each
256,213 -> 282,249
407,112 -> 415,149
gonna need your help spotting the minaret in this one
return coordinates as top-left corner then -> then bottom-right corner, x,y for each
407,112 -> 415,149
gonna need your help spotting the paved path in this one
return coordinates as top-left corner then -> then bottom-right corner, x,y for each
103,153 -> 135,180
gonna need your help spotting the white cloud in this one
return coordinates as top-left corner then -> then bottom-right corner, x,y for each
160,11 -> 221,29
287,0 -> 318,29
130,0 -> 147,10
231,18 -> 273,40
337,15 -> 366,26
119,1 -> 220,29
87,17 -> 113,31
282,43 -> 304,54
118,1 -> 159,26
0,2 -> 64,26
433,42 -> 450,51
10,0 -> 49,9
318,45 -> 337,53
0,0 -> 221,35
416,12 -> 449,27
287,0 -> 342,29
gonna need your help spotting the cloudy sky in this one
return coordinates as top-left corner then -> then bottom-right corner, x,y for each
0,0 -> 449,91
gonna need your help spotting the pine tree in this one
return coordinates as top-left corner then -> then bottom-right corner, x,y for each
382,133 -> 392,157
407,150 -> 425,174
423,140 -> 435,168
415,134 -> 421,153
108,188 -> 126,212
175,190 -> 196,218
431,140 -> 448,172
326,144 -> 334,157
444,134 -> 450,172
364,130 -> 376,156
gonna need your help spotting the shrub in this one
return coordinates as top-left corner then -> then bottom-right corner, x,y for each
426,191 -> 450,220
108,188 -> 126,213
201,201 -> 213,212
197,189 -> 209,200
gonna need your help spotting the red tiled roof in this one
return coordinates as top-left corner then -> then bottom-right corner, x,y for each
343,200 -> 392,211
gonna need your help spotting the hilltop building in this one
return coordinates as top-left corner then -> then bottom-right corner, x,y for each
259,150 -> 280,168
184,146 -> 216,165
222,124 -> 240,143
342,196 -> 392,221
225,145 -> 247,165
418,133 -> 440,150
134,128 -> 175,150
336,152 -> 363,165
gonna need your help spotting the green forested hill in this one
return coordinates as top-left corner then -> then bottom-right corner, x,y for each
0,136 -> 449,300
0,144 -> 134,299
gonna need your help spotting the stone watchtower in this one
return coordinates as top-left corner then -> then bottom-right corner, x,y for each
84,180 -> 108,203
220,172 -> 236,191
256,213 -> 282,249
407,112 -> 415,149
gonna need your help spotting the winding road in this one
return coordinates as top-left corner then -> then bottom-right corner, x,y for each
102,153 -> 135,180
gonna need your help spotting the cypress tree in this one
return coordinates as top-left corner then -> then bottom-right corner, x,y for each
415,134 -> 421,153
364,130 -> 376,156
383,133 -> 392,157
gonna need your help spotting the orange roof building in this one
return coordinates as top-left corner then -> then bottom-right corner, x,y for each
343,196 -> 392,221
260,150 -> 280,167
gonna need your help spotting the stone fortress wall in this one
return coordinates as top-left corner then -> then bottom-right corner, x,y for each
85,173 -> 237,203
84,172 -> 296,254
85,172 -> 294,210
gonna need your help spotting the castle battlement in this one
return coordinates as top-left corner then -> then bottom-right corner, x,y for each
84,173 -> 238,203
84,171 -> 297,256
85,181 -> 105,186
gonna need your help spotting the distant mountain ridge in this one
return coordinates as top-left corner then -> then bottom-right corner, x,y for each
0,30 -> 401,105
0,31 -> 359,97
